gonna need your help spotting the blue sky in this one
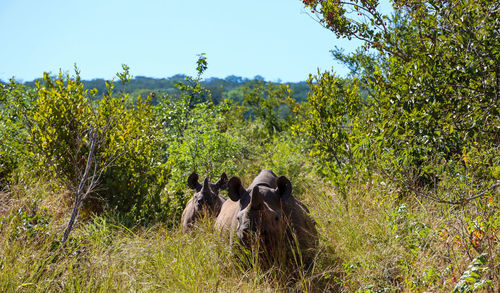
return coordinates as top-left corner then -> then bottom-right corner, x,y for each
0,0 -> 367,82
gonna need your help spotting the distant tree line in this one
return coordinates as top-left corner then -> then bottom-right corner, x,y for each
8,74 -> 310,104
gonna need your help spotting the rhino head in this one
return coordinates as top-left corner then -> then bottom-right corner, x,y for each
181,172 -> 228,232
227,175 -> 292,250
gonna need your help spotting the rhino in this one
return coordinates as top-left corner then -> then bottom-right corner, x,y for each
181,172 -> 228,232
215,169 -> 318,267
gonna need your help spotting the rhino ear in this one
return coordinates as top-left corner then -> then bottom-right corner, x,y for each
214,172 -> 228,190
187,172 -> 201,190
276,176 -> 292,201
227,176 -> 245,201
250,185 -> 263,210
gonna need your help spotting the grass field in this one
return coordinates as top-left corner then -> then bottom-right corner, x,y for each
2,165 -> 497,292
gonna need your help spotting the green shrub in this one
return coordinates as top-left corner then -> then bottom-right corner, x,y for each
4,67 -> 170,227
156,57 -> 245,214
0,81 -> 34,188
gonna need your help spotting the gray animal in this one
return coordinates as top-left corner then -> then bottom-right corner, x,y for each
215,169 -> 318,267
181,172 -> 228,232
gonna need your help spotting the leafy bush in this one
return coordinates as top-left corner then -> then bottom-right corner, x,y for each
292,71 -> 363,198
242,80 -> 293,135
2,67 -> 171,228
0,81 -> 34,188
300,0 -> 500,288
453,253 -> 493,292
94,83 -> 168,224
156,55 -> 245,214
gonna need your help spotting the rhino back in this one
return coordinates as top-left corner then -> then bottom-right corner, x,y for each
249,169 -> 278,189
180,197 -> 196,233
215,199 -> 240,235
214,195 -> 226,215
283,198 -> 318,259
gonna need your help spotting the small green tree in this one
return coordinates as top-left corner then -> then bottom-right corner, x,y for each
156,54 -> 243,214
242,81 -> 293,135
95,79 -> 167,224
18,68 -> 126,242
301,1 -> 500,285
292,71 -> 362,199
8,64 -> 169,239
0,80 -> 32,187
302,0 -> 499,197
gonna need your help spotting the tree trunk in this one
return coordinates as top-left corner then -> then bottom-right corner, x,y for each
61,195 -> 81,243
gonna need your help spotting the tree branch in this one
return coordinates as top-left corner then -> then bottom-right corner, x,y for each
411,182 -> 499,205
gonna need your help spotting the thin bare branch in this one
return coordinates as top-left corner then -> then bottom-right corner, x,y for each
412,183 -> 499,205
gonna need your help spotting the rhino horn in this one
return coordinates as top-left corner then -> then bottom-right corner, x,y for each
250,185 -> 263,210
201,177 -> 210,195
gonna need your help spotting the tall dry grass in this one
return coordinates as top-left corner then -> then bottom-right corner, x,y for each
1,164 -> 498,292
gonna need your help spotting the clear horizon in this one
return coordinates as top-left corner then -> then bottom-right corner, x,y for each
0,0 -> 390,83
